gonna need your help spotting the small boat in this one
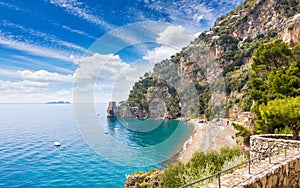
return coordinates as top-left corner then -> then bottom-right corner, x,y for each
114,127 -> 120,131
104,131 -> 108,134
54,142 -> 61,146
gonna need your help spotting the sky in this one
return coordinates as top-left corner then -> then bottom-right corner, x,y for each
0,0 -> 244,103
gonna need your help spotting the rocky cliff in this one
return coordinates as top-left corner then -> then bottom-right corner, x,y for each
121,0 -> 300,120
283,13 -> 300,45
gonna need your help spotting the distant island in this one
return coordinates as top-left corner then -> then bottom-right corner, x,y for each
46,101 -> 71,104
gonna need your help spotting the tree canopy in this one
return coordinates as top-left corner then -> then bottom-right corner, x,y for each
258,97 -> 300,139
250,40 -> 300,137
250,40 -> 300,105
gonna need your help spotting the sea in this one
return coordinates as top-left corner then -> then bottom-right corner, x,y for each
0,104 -> 194,187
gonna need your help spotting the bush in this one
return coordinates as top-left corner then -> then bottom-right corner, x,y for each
233,123 -> 252,146
161,147 -> 242,187
161,162 -> 187,188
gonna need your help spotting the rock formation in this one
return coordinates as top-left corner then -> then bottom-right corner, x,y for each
123,0 -> 300,120
107,101 -> 119,117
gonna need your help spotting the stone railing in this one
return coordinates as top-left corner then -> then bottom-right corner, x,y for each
239,152 -> 300,187
181,134 -> 300,187
250,134 -> 300,158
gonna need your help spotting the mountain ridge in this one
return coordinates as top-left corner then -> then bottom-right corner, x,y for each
114,0 -> 300,120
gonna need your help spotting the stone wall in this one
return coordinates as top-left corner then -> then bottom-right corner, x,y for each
250,134 -> 300,158
204,134 -> 300,187
239,152 -> 300,188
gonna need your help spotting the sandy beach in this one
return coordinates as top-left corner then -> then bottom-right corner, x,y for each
180,119 -> 237,163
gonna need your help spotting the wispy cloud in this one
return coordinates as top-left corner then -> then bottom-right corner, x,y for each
0,1 -> 29,12
144,0 -> 212,32
61,25 -> 98,40
144,0 -> 244,33
0,21 -> 89,63
0,34 -> 71,62
0,55 -> 75,75
47,0 -> 114,30
2,20 -> 87,54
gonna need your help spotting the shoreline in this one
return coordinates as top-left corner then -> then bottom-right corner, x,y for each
178,118 -> 237,163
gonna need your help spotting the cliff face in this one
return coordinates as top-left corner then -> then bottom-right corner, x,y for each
123,0 -> 300,119
283,13 -> 300,45
222,0 -> 287,40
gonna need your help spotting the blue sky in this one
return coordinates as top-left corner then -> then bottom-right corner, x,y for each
0,0 -> 243,103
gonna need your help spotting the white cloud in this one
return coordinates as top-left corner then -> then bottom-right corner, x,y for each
74,53 -> 131,102
143,25 -> 194,62
143,45 -> 177,61
74,52 -> 160,103
0,86 -> 72,103
77,25 -> 195,103
0,69 -> 74,103
74,53 -> 129,81
0,80 -> 49,94
0,68 -> 20,79
18,70 -> 74,83
47,0 -> 114,30
156,25 -> 194,48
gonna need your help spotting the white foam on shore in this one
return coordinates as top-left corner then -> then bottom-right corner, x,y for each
182,136 -> 193,151
177,119 -> 198,159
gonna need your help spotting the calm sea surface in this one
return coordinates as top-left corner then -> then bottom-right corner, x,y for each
0,104 -> 193,187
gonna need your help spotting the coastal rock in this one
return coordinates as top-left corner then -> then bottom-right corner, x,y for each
124,170 -> 162,188
107,101 -> 119,117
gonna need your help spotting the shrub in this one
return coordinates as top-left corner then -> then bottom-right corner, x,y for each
161,147 -> 242,187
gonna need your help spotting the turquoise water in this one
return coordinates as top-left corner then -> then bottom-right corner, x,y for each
0,104 -> 193,187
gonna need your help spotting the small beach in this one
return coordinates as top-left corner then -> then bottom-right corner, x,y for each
180,119 -> 237,163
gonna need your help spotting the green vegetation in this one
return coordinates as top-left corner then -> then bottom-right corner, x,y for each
274,0 -> 300,18
239,92 -> 252,111
125,170 -> 162,188
161,147 -> 243,187
258,97 -> 300,139
274,126 -> 293,134
250,41 -> 300,137
221,33 -> 278,75
126,0 -> 300,122
128,76 -> 181,117
233,123 -> 252,146
125,1 -> 300,187
250,41 -> 300,105
225,69 -> 249,94
196,84 -> 211,118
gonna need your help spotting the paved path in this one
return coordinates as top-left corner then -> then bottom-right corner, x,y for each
203,149 -> 300,187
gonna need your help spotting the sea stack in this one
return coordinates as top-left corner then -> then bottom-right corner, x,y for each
107,101 -> 119,117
